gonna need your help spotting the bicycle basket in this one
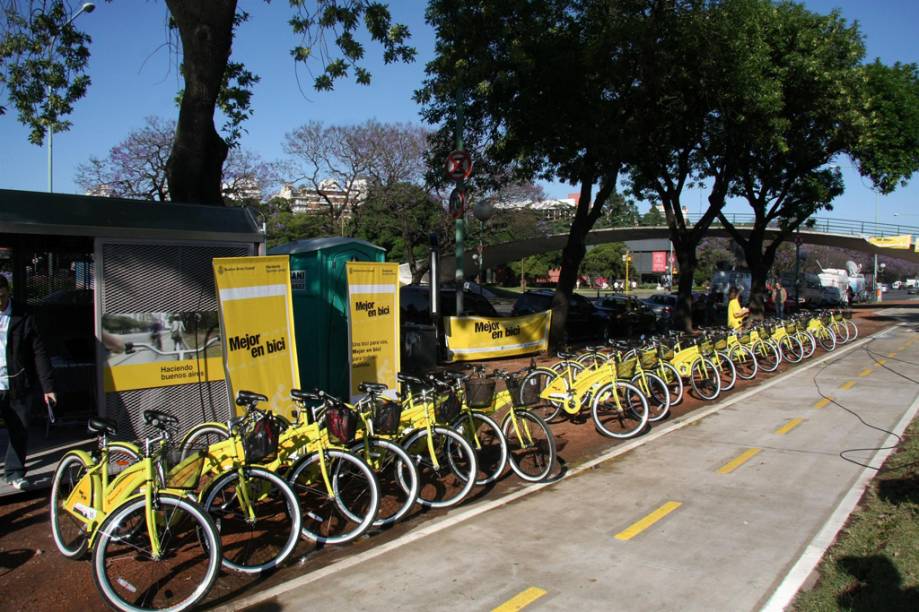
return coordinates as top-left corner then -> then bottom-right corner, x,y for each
464,378 -> 496,408
843,310 -> 853,320
243,413 -> 282,463
504,376 -> 535,407
714,338 -> 727,351
617,357 -> 637,379
325,405 -> 358,445
162,444 -> 206,490
740,334 -> 751,344
659,346 -> 675,361
640,349 -> 658,369
435,392 -> 461,423
833,312 -> 843,322
699,341 -> 714,357
371,400 -> 403,436
785,323 -> 796,334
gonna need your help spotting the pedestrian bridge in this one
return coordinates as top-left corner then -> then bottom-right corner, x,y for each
439,214 -> 919,278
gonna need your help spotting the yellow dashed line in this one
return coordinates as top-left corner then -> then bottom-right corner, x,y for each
876,359 -> 887,366
492,588 -> 548,612
615,501 -> 682,541
775,418 -> 804,435
718,448 -> 762,474
858,368 -> 873,377
840,380 -> 856,391
815,397 -> 833,409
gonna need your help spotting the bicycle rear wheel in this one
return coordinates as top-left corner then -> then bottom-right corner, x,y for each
712,354 -> 737,392
656,361 -> 684,405
753,340 -> 781,372
50,451 -> 91,559
779,335 -> 804,363
591,381 -> 649,439
816,327 -> 837,351
401,427 -> 477,509
288,449 -> 380,545
501,409 -> 556,482
845,319 -> 858,342
451,411 -> 508,486
202,467 -> 301,574
631,372 -> 671,422
690,357 -> 721,400
92,494 -> 221,612
796,331 -> 816,359
728,345 -> 758,380
350,438 -> 418,528
520,366 -> 570,422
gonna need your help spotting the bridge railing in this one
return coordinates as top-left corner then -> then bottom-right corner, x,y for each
662,213 -> 919,238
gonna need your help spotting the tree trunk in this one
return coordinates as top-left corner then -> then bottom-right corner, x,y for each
674,243 -> 697,332
548,220 -> 590,350
165,0 -> 236,206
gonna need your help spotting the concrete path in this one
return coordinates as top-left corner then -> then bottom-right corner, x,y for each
226,315 -> 919,612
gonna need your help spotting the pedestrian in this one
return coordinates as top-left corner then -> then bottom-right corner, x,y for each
0,276 -> 56,490
727,286 -> 749,331
773,281 -> 787,319
169,316 -> 187,351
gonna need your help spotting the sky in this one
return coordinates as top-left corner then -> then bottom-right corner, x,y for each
1,0 -> 918,228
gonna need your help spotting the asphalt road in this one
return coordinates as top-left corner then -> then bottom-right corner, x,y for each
226,310 -> 919,612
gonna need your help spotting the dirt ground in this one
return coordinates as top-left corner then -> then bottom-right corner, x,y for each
0,306 -> 896,611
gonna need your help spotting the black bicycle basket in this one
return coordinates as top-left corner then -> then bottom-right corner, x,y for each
242,413 -> 282,464
505,376 -> 538,407
371,400 -> 403,435
464,378 -> 496,408
435,391 -> 461,423
326,404 -> 358,444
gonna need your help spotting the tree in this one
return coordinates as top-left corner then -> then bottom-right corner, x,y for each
419,0 -> 656,347
259,197 -> 327,249
74,115 -> 279,203
580,243 -> 627,280
641,205 -> 666,226
694,239 -> 734,286
2,1 -> 415,204
283,120 -> 429,234
508,251 -> 560,289
352,182 -> 444,282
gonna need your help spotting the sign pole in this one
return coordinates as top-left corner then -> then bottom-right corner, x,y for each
455,89 -> 465,316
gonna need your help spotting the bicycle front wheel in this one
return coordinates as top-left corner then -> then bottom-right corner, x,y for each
520,366 -> 570,422
780,334 -> 804,364
712,353 -> 737,392
501,409 -> 556,482
753,340 -> 781,372
288,449 -> 380,545
631,372 -> 671,422
451,411 -> 508,485
690,357 -> 721,400
816,327 -> 837,352
402,427 -> 477,509
845,319 -> 858,341
657,361 -> 684,406
50,451 -> 91,559
202,467 -> 301,574
796,330 -> 816,359
591,381 -> 649,439
728,345 -> 758,380
350,438 -> 419,528
92,494 -> 221,612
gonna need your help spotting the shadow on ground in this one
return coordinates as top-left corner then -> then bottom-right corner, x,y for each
835,555 -> 919,611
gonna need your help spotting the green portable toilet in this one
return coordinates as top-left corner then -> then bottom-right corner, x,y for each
269,237 -> 385,399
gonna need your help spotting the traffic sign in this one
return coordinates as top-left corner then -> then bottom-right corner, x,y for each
449,187 -> 466,219
445,150 -> 473,181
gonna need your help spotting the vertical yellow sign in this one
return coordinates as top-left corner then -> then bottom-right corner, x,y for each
213,256 -> 301,419
346,262 -> 400,399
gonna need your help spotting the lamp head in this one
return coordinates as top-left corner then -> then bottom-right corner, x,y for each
81,3 -> 96,13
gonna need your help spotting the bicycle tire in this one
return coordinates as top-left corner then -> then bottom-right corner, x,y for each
728,345 -> 758,380
591,381 -> 649,439
780,334 -> 804,363
401,427 -> 477,509
50,451 -> 92,559
657,361 -> 684,405
713,352 -> 737,392
845,319 -> 858,342
107,441 -> 142,479
288,449 -> 380,545
753,340 -> 781,372
450,411 -> 508,486
179,423 -> 229,460
520,366 -> 569,422
816,327 -> 837,351
631,372 -> 671,422
201,467 -> 301,574
501,409 -> 556,482
92,493 -> 222,612
349,438 -> 419,528
690,357 -> 721,400
796,330 -> 816,359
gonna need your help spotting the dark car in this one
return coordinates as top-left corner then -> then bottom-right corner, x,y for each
596,295 -> 659,336
511,289 -> 614,342
643,292 -> 710,326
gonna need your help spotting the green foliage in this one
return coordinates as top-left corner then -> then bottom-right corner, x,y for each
580,243 -> 627,279
0,0 -> 93,144
604,194 -> 640,227
641,205 -> 666,226
259,198 -> 328,248
694,239 -> 734,285
508,251 -> 561,285
853,60 -> 919,195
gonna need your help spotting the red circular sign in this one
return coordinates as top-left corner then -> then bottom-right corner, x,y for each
445,150 -> 473,181
449,187 -> 466,219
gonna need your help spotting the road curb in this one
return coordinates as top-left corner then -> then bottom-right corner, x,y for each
221,324 -> 898,611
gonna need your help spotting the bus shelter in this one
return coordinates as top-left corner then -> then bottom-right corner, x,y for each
0,189 -> 264,439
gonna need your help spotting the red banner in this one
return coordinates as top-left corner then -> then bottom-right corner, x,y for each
651,251 -> 668,273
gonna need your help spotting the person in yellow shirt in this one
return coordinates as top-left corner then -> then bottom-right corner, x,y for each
727,287 -> 749,330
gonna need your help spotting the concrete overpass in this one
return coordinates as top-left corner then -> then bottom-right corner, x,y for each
434,214 -> 919,281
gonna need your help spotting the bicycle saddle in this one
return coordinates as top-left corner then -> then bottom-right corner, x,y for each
556,351 -> 576,359
290,388 -> 323,402
358,381 -> 389,394
87,416 -> 118,437
397,372 -> 426,386
143,410 -> 179,430
236,390 -> 268,406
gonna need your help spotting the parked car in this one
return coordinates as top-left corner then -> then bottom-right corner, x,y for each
596,295 -> 659,335
511,289 -> 614,341
643,293 -> 709,326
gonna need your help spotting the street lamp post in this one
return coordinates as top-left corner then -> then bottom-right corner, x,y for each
46,2 -> 95,193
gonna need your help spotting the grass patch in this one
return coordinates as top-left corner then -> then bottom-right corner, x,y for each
792,417 -> 919,611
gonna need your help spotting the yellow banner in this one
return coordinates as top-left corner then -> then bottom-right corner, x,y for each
444,311 -> 552,362
868,234 -> 912,250
214,256 -> 301,419
103,357 -> 225,392
347,262 -> 400,399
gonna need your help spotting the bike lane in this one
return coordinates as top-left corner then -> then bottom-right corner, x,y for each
228,322 -> 919,612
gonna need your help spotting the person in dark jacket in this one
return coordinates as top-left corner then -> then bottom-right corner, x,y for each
0,276 -> 56,489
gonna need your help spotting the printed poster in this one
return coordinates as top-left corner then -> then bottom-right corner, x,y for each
213,256 -> 300,419
444,311 -> 552,362
346,262 -> 400,400
868,234 -> 912,250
